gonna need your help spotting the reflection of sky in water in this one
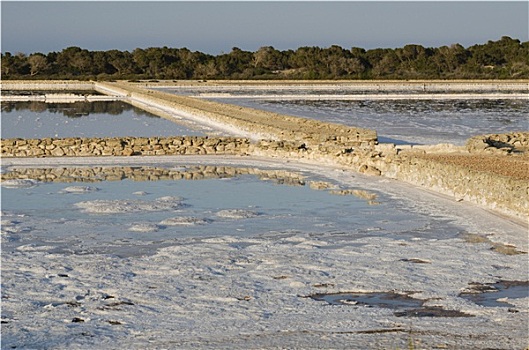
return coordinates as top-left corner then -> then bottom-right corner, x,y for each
212,98 -> 529,145
1,167 -> 460,256
1,101 -> 204,138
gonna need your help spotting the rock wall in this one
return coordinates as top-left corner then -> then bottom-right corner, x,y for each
385,153 -> 527,221
466,132 -> 529,154
3,135 -> 526,220
1,135 -> 527,221
1,136 -> 250,158
252,140 -> 528,221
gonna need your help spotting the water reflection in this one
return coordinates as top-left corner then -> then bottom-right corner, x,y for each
1,165 -> 307,187
1,101 -> 204,139
1,101 -> 155,118
1,90 -> 99,96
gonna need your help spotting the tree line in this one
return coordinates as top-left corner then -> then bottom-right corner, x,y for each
2,36 -> 528,80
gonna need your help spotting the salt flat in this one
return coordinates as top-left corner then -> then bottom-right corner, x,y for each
1,81 -> 528,349
2,155 -> 527,349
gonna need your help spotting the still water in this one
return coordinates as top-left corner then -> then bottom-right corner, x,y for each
213,98 -> 529,145
155,86 -> 528,145
1,101 -> 204,139
1,163 -> 452,257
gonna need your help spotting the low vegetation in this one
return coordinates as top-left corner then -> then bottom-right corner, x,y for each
2,36 -> 528,80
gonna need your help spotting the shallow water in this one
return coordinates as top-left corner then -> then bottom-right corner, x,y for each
459,281 -> 529,307
1,164 -> 455,257
2,160 -> 528,349
154,86 -> 529,145
214,98 -> 529,145
309,291 -> 474,317
311,291 -> 425,308
1,101 -> 204,138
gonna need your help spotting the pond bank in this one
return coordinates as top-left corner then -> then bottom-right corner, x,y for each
1,80 -> 528,222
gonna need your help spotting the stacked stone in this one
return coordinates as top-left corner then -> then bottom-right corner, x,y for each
466,132 -> 529,153
1,136 -> 251,158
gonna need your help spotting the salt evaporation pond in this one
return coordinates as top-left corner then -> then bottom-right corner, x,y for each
1,100 -> 205,139
2,159 -> 528,349
1,163 -> 442,256
155,87 -> 529,145
217,98 -> 529,145
2,88 -> 528,348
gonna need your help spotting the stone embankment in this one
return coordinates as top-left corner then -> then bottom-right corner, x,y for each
3,132 -> 528,221
143,79 -> 529,92
1,81 -> 94,91
95,81 -> 378,146
1,136 -> 250,158
1,93 -> 124,103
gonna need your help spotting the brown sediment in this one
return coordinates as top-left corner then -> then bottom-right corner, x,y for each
412,153 -> 529,181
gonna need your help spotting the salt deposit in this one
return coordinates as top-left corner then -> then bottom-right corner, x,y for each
74,197 -> 185,214
155,195 -> 184,202
159,216 -> 211,226
215,209 -> 261,219
132,191 -> 149,196
1,179 -> 40,188
128,223 -> 160,232
60,185 -> 100,194
1,156 -> 527,349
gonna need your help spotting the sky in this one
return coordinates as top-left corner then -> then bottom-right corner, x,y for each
1,1 -> 528,55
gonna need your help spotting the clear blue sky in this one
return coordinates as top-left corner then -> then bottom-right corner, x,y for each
1,1 -> 528,55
